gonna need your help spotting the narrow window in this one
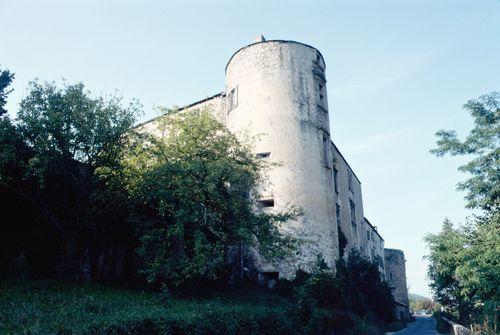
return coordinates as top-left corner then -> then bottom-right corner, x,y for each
350,200 -> 356,238
322,134 -> 328,165
367,230 -> 370,240
333,168 -> 338,194
348,171 -> 353,191
319,83 -> 324,100
256,152 -> 270,159
336,204 -> 341,227
227,86 -> 238,113
258,199 -> 274,208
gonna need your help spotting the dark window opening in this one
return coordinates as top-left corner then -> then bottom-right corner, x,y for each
350,200 -> 357,239
333,168 -> 339,194
322,134 -> 328,165
258,199 -> 274,207
336,204 -> 341,227
256,152 -> 270,159
348,171 -> 353,191
227,86 -> 238,113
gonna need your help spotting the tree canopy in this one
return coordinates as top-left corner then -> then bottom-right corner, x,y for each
123,110 -> 298,287
426,92 -> 500,332
430,92 -> 499,211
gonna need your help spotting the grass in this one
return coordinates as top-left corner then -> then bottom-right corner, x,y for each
0,280 -> 298,335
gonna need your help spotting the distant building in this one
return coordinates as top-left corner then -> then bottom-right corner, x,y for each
138,37 -> 409,316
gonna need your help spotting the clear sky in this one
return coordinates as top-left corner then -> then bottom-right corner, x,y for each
1,0 -> 499,297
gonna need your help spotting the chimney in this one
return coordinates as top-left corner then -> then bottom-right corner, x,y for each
254,35 -> 266,43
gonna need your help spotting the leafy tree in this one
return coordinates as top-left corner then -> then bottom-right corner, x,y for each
424,219 -> 472,323
0,68 -> 14,116
122,110 -> 298,287
1,79 -> 142,282
427,92 -> 500,331
430,92 -> 499,211
293,252 -> 395,334
425,216 -> 499,329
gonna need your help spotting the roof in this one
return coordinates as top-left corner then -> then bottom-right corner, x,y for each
134,92 -> 224,129
364,217 -> 384,241
331,141 -> 362,185
225,39 -> 326,73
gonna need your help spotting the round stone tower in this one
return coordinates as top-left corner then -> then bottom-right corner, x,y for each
225,39 -> 338,278
384,248 -> 410,320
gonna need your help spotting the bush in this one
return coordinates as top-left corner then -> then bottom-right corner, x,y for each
289,252 -> 395,334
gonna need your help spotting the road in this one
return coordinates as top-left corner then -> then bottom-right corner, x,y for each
388,315 -> 441,335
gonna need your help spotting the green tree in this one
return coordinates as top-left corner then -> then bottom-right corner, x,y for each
424,219 -> 472,323
427,92 -> 500,331
0,68 -> 14,116
1,79 -> 142,282
123,110 -> 298,287
430,92 -> 499,211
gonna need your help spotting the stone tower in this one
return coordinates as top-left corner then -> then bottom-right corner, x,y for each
384,248 -> 410,321
225,39 -> 339,278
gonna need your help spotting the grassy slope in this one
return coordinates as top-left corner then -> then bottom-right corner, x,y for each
0,281 -> 297,335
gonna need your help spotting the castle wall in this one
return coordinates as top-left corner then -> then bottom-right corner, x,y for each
224,41 -> 338,277
331,143 -> 365,256
136,93 -> 226,136
363,218 -> 386,275
137,39 -> 409,293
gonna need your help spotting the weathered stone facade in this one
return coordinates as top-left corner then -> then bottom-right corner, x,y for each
138,38 -> 409,307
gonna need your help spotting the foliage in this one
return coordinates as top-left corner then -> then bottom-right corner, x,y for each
0,68 -> 14,115
408,294 -> 434,312
0,280 -> 299,335
430,92 -> 499,211
425,216 -> 499,330
0,79 -> 142,282
122,110 -> 298,287
289,252 -> 394,334
427,92 -> 500,333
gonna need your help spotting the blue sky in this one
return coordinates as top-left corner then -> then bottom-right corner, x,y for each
1,0 -> 499,296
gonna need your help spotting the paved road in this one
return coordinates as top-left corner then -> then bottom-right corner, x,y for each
389,315 -> 441,335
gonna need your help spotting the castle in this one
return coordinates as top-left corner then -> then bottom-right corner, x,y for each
139,36 -> 410,321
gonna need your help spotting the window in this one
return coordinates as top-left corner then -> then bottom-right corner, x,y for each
227,86 -> 238,112
319,83 -> 324,100
367,230 -> 370,240
256,152 -> 270,159
389,272 -> 393,280
333,168 -> 338,194
258,199 -> 274,208
322,134 -> 328,165
348,171 -> 353,191
350,200 -> 357,237
336,204 -> 341,227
